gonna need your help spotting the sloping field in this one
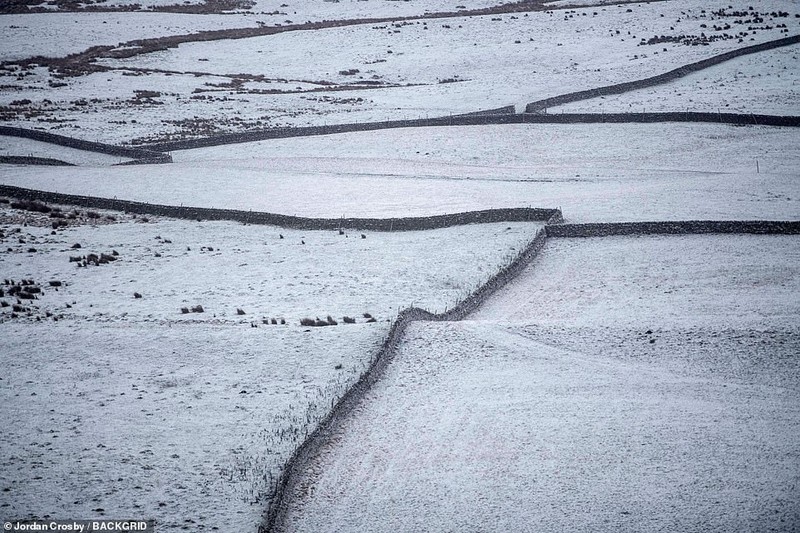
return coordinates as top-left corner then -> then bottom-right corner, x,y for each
275,234 -> 800,532
554,43 -> 800,115
0,202 -> 540,531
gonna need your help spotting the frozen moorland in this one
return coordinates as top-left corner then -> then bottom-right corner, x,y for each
0,0 -> 798,144
1,0 -> 799,531
278,234 -> 800,532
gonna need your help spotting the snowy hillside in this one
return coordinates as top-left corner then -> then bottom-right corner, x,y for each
1,0 -> 799,531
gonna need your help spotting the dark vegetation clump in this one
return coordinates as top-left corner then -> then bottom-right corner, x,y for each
11,200 -> 51,213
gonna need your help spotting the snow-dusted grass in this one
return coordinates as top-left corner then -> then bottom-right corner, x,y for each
3,123 -> 797,222
555,43 -> 800,115
3,1 -> 797,143
0,203 -> 540,531
0,135 -> 132,165
277,234 -> 800,532
474,234 -> 800,329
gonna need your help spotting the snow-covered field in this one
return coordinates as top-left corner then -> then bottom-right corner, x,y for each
277,234 -> 800,532
0,135 -> 132,165
0,202 -> 540,531
1,0 -> 799,530
0,13 -> 262,61
0,1 -> 512,62
1,0 -> 798,143
555,43 -> 800,115
2,123 -> 797,222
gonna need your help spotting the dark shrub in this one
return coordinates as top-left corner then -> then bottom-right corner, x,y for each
191,305 -> 204,313
366,317 -> 377,323
271,318 -> 277,325
327,315 -> 338,326
86,211 -> 100,219
363,312 -> 372,319
181,307 -> 190,314
133,292 -> 142,299
300,317 -> 315,326
342,316 -> 356,324
236,308 -> 246,315
11,200 -> 51,213
280,318 -> 286,325
314,318 -> 328,327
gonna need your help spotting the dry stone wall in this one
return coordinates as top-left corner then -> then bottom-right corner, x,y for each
0,126 -> 172,164
525,34 -> 800,113
0,184 -> 561,230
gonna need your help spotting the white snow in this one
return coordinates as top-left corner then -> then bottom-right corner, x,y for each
0,13 -> 262,62
0,135 -> 133,165
277,234 -> 800,532
1,1 -> 511,62
1,1 -> 799,530
3,0 -> 798,143
554,43 -> 800,115
0,204 -> 540,531
2,123 -> 798,222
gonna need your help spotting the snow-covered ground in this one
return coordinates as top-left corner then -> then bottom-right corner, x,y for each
0,202 -> 540,531
0,135 -> 132,165
2,0 -> 800,530
0,0 -> 515,61
475,234 -> 800,329
2,0 -> 797,143
277,234 -> 800,532
0,13 -> 262,61
2,123 -> 797,222
555,43 -> 800,115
